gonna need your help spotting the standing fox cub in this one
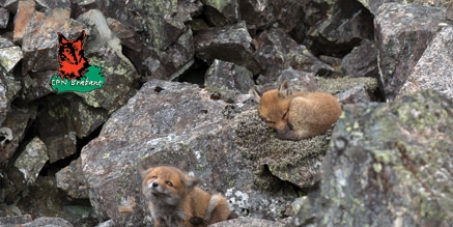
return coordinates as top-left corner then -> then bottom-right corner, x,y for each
141,166 -> 231,227
253,80 -> 342,141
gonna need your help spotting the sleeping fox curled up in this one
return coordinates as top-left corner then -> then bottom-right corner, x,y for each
253,80 -> 342,141
141,166 -> 231,227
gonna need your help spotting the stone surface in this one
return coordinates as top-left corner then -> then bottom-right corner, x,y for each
0,107 -> 34,162
290,90 -> 453,227
136,0 -> 201,80
0,45 -> 23,72
341,39 -> 378,78
254,28 -> 333,85
306,0 -> 374,56
56,158 -> 88,199
203,0 -> 239,26
358,0 -> 448,15
0,214 -> 32,225
16,176 -> 97,226
447,0 -> 453,21
205,59 -> 254,94
13,0 -> 35,43
235,109 -> 328,190
22,217 -> 74,227
14,137 -> 48,185
81,80 -> 294,226
143,29 -> 195,81
36,94 -> 107,163
94,219 -> 115,227
195,21 -> 261,75
0,7 -> 9,28
399,26 -> 453,99
0,67 -> 7,124
34,0 -> 71,10
375,3 -> 445,101
210,217 -> 284,227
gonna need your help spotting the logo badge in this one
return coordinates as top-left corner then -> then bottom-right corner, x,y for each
50,30 -> 105,93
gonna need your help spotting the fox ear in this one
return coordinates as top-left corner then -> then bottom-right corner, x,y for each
251,89 -> 261,103
278,80 -> 292,98
184,175 -> 200,190
138,164 -> 152,179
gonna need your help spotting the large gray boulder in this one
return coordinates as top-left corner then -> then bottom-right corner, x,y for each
290,90 -> 453,227
399,26 -> 453,99
375,3 -> 445,100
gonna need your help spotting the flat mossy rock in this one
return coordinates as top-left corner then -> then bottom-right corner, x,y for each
290,90 -> 453,227
235,109 -> 330,190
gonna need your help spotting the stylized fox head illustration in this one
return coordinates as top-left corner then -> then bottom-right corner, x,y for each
57,30 -> 90,80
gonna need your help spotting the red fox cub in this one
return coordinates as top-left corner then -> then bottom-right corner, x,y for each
253,80 -> 342,141
141,166 -> 231,227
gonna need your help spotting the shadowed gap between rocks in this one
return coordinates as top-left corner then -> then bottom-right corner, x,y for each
38,124 -> 103,177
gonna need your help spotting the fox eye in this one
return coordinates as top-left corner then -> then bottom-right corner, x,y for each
166,181 -> 173,187
282,110 -> 288,119
151,176 -> 157,179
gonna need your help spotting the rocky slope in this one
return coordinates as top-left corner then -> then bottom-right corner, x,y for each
0,0 -> 452,226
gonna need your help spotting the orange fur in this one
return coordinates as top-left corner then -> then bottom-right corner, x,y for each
253,80 -> 342,141
141,166 -> 231,227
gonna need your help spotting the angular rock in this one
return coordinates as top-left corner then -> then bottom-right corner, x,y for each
34,0 -> 70,10
316,76 -> 380,97
399,26 -> 453,99
254,28 -> 333,85
94,219 -> 114,227
203,0 -> 239,26
107,17 -> 142,72
0,106 -> 34,162
0,68 -> 7,124
13,0 -> 35,43
341,39 -> 378,78
0,7 -> 9,28
135,0 -> 199,51
238,0 -> 304,32
81,80 -> 292,226
306,0 -> 374,56
375,3 -> 445,101
21,8 -> 86,74
75,9 -> 140,112
336,84 -> 376,104
0,214 -> 32,225
143,29 -> 195,81
205,59 -> 254,94
278,68 -> 318,92
210,217 -> 284,227
22,217 -> 74,227
195,21 -> 261,75
135,0 -> 201,80
0,62 -> 20,102
16,176 -> 96,226
21,71 -> 54,103
447,0 -> 453,21
0,45 -> 23,72
36,94 -> 107,163
358,0 -> 448,15
56,158 -> 88,199
0,37 -> 14,48
14,137 -> 49,185
292,90 -> 453,227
